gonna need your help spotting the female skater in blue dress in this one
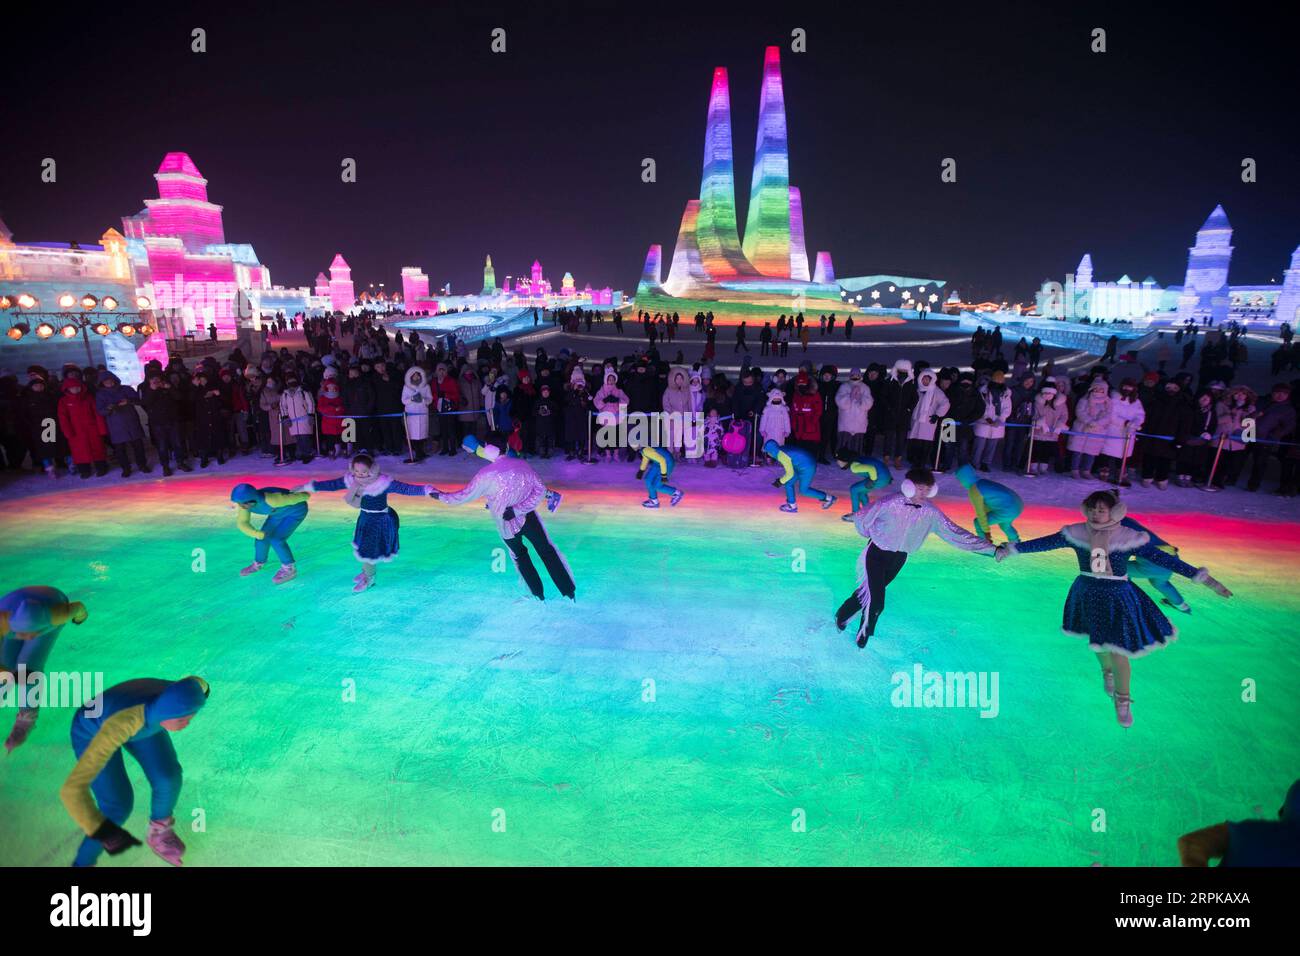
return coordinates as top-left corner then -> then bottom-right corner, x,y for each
299,454 -> 436,592
995,490 -> 1231,727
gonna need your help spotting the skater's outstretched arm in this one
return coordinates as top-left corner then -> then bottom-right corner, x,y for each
436,471 -> 490,507
300,476 -> 347,493
387,478 -> 437,497
263,491 -> 310,507
1131,542 -> 1231,596
996,531 -> 1068,559
929,507 -> 994,553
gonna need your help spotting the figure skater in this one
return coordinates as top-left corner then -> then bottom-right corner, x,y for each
995,490 -> 1231,726
432,439 -> 575,600
298,454 -> 436,592
954,463 -> 1024,543
635,444 -> 684,509
0,586 -> 89,752
61,676 -> 209,867
834,448 -> 892,520
230,483 -> 311,584
835,468 -> 992,647
763,439 -> 838,514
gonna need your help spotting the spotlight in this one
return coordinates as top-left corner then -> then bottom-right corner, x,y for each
92,323 -> 112,336
60,324 -> 79,338
81,295 -> 98,310
35,322 -> 56,339
58,293 -> 76,309
18,294 -> 38,309
8,323 -> 30,340
139,323 -> 156,335
117,323 -> 136,336
0,295 -> 11,309
101,296 -> 119,311
135,295 -> 151,309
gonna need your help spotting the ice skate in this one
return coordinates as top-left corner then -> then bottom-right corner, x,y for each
147,817 -> 186,866
841,512 -> 858,522
352,573 -> 375,593
4,710 -> 38,753
821,494 -> 837,511
272,564 -> 297,584
240,561 -> 265,577
669,490 -> 684,507
1113,693 -> 1133,728
641,498 -> 660,508
779,503 -> 798,513
1161,598 -> 1191,614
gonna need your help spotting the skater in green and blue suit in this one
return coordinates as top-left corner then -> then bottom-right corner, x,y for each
955,463 -> 1023,543
764,439 -> 838,514
835,449 -> 892,521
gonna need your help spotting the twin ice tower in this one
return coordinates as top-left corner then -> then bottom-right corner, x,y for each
637,46 -> 841,308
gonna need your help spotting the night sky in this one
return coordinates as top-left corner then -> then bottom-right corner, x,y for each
3,1 -> 1297,302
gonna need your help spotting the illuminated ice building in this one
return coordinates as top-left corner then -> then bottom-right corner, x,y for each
121,152 -> 277,338
635,46 -> 887,324
1036,206 -> 1300,326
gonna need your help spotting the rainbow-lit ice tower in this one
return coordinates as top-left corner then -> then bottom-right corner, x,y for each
636,46 -> 849,322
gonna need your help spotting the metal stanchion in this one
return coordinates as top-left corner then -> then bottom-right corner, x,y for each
277,415 -> 285,464
403,411 -> 415,463
1023,422 -> 1037,477
1116,423 -> 1133,486
1201,433 -> 1228,490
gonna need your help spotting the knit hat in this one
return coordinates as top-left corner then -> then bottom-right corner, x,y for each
146,677 -> 210,724
767,388 -> 785,402
230,483 -> 260,505
849,367 -> 862,379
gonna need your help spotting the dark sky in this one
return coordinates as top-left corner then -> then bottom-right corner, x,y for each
3,1 -> 1297,302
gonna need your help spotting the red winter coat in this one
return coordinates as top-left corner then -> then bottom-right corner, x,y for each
317,390 -> 346,436
432,374 -> 461,412
57,381 -> 107,464
792,391 -> 823,442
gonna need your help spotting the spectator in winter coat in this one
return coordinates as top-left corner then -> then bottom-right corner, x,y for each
815,365 -> 840,464
371,361 -> 406,457
1003,373 -> 1037,473
316,378 -> 346,458
58,378 -> 108,478
972,371 -> 1013,471
140,374 -> 192,475
1097,379 -> 1145,484
95,373 -> 150,476
456,365 -> 486,446
791,373 -> 823,455
1246,383 -> 1297,493
1212,386 -> 1257,489
18,372 -> 63,475
759,388 -> 792,451
907,368 -> 950,467
835,368 -> 872,455
564,370 -> 593,460
401,367 -> 432,461
191,371 -> 228,467
1068,380 -> 1112,478
277,375 -> 315,465
532,384 -> 558,458
1139,378 -> 1195,488
1027,382 -> 1069,475
661,366 -> 693,456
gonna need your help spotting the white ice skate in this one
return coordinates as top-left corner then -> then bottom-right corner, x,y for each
4,709 -> 38,753
821,494 -> 838,511
1161,598 -> 1191,614
147,817 -> 186,866
1113,693 -> 1133,728
240,561 -> 265,577
272,564 -> 297,584
352,573 -> 375,593
841,512 -> 857,522
669,490 -> 684,507
779,503 -> 798,513
641,499 -> 660,509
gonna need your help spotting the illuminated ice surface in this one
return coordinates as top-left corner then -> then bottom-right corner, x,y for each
0,459 -> 1296,866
